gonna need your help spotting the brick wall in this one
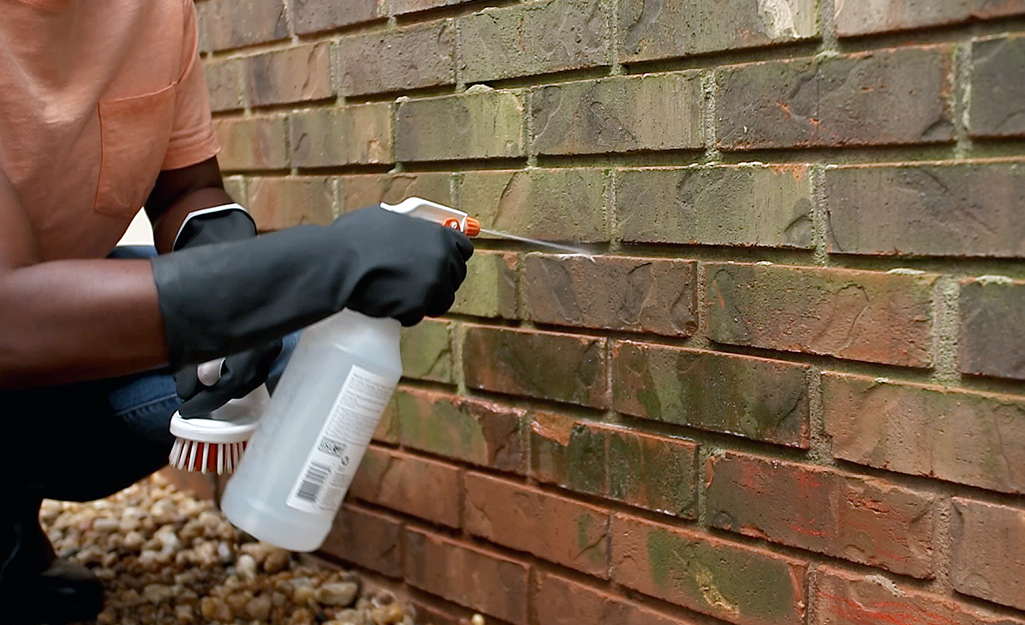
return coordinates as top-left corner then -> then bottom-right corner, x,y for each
195,0 -> 1025,623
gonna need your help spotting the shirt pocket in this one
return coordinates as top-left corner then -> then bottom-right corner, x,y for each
94,83 -> 176,219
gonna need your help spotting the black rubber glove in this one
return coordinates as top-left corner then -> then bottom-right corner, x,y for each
152,205 -> 473,368
170,208 -> 284,417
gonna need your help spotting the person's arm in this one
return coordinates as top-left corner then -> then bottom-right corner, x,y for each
145,156 -> 237,254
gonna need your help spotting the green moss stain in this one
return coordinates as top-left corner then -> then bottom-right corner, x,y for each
576,513 -> 606,566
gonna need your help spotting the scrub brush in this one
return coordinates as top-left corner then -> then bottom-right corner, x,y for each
168,359 -> 270,475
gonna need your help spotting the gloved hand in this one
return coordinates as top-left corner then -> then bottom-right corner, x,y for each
152,205 -> 473,367
169,206 -> 283,416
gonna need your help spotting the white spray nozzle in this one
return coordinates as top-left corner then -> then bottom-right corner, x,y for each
380,197 -> 481,236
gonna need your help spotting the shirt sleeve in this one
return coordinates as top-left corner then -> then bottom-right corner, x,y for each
161,0 -> 220,171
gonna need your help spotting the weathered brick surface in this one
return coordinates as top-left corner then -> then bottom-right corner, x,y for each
951,498 -> 1025,611
399,318 -> 452,383
213,116 -> 289,171
971,36 -> 1025,138
349,446 -> 461,527
716,47 -> 953,150
530,413 -> 699,517
245,43 -> 333,108
388,0 -> 474,15
198,0 -> 288,52
290,103 -> 393,167
531,73 -> 702,155
405,529 -> 530,624
457,0 -> 609,83
203,58 -> 243,112
248,176 -> 334,230
835,0 -> 1025,37
322,504 -> 403,578
458,169 -> 607,242
615,165 -> 813,248
462,325 -> 608,408
613,341 -> 809,447
374,396 -> 400,444
823,373 -> 1025,494
396,89 -> 524,161
338,172 -> 453,212
534,571 -> 687,625
451,251 -> 518,319
464,473 -> 610,576
611,513 -> 807,625
619,0 -> 818,63
960,278 -> 1025,380
825,162 -> 1025,257
813,566 -> 1025,625
524,254 -> 697,336
396,388 -> 526,472
705,263 -> 936,367
291,0 -> 382,34
337,21 -> 454,96
706,451 -> 936,578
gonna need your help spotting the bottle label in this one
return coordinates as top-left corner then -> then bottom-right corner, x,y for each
286,364 -> 395,514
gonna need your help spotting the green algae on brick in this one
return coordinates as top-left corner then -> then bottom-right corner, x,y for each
400,320 -> 452,383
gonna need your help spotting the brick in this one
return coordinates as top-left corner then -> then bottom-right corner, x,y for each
706,451 -> 936,578
246,43 -> 333,107
462,325 -> 608,408
248,176 -> 334,230
823,373 -> 1025,494
619,0 -> 817,63
534,570 -> 688,625
451,251 -> 518,319
531,73 -> 702,155
203,58 -> 243,113
613,341 -> 809,447
399,318 -> 452,383
952,498 -> 1025,611
405,529 -> 530,624
389,0 -> 475,16
615,165 -> 813,249
705,263 -> 936,367
223,176 -> 247,206
198,0 -> 288,52
458,169 -> 607,243
396,89 -> 524,161
813,566 -> 1025,625
611,513 -> 807,625
716,47 -> 953,150
321,504 -> 403,577
530,414 -> 699,517
338,21 -> 454,96
349,446 -> 461,527
213,116 -> 289,171
374,396 -> 400,444
961,278 -> 1025,381
524,255 -> 696,336
971,36 -> 1025,138
457,0 -> 609,83
464,473 -> 610,576
292,0 -> 383,34
835,0 -> 1025,37
338,173 -> 453,212
291,103 -> 393,167
396,388 -> 527,472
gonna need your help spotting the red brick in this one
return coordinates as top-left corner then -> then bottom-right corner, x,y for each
716,47 -> 953,150
835,0 -> 1025,37
321,504 -> 403,578
706,451 -> 936,578
823,373 -> 1025,494
248,176 -> 334,230
530,414 -> 698,518
613,341 -> 809,447
291,0 -> 383,34
291,103 -> 393,167
960,278 -> 1025,381
971,36 -> 1025,138
611,513 -> 807,625
213,115 -> 289,171
463,473 -> 610,577
813,565 -> 1025,625
524,255 -> 697,337
952,498 -> 1025,611
203,58 -> 243,113
395,388 -> 526,473
462,325 -> 608,409
198,0 -> 288,52
451,251 -> 519,320
338,172 -> 453,212
245,43 -> 333,108
404,529 -> 530,625
705,263 -> 936,368
534,570 -> 694,625
399,318 -> 452,383
338,21 -> 454,97
349,446 -> 461,528
396,90 -> 525,162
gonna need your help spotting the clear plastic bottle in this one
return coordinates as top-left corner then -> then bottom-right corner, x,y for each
220,309 -> 401,551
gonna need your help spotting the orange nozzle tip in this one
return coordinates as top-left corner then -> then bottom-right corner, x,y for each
464,216 -> 481,237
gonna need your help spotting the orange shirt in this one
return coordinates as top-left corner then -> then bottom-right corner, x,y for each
0,0 -> 220,260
